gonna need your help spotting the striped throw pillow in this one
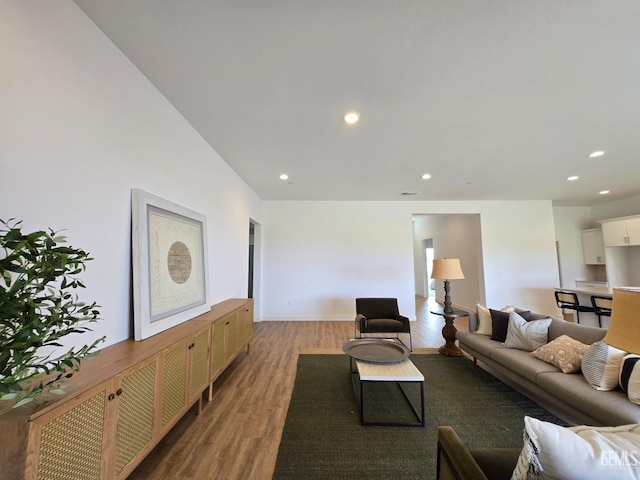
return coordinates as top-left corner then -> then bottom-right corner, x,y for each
503,312 -> 551,351
582,341 -> 627,391
619,354 -> 640,405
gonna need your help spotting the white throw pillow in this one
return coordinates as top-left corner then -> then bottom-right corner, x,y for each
511,416 -> 640,480
503,312 -> 551,352
620,354 -> 640,405
582,341 -> 627,391
476,303 -> 514,335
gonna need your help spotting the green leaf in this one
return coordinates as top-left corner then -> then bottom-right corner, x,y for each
12,397 -> 34,409
0,218 -> 104,413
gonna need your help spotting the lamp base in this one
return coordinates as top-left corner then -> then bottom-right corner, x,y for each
439,280 -> 464,357
439,313 -> 464,357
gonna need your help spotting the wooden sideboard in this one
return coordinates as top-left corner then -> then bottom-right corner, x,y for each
0,298 -> 253,480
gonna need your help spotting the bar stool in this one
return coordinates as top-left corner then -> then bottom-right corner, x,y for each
591,295 -> 613,328
554,291 -> 595,324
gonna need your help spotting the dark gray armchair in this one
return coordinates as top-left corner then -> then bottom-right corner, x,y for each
354,297 -> 412,350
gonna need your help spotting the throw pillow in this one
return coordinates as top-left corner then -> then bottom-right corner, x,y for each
582,341 -> 627,391
531,335 -> 589,373
511,416 -> 640,480
620,354 -> 640,406
516,310 -> 532,321
490,309 -> 511,342
503,312 -> 551,352
476,303 -> 514,335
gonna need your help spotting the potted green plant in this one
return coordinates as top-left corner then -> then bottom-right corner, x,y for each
0,218 -> 105,415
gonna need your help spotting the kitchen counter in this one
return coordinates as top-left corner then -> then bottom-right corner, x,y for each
554,286 -> 612,327
556,286 -> 613,298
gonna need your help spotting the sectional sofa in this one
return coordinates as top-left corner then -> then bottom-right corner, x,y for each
456,311 -> 640,426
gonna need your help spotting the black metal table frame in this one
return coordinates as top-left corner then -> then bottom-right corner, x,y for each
350,357 -> 425,427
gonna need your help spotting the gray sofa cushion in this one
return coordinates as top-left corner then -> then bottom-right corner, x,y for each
548,318 -> 606,344
535,371 -> 640,425
456,331 -> 500,357
490,348 -> 559,384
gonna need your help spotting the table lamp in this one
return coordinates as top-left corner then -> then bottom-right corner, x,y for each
604,288 -> 640,355
431,258 -> 465,314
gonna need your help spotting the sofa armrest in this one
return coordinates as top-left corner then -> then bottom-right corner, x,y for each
437,426 -> 488,480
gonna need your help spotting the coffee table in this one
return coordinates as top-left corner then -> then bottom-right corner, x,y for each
343,340 -> 424,427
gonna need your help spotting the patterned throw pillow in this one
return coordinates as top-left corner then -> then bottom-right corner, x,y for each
581,341 -> 627,391
511,416 -> 640,480
531,335 -> 589,373
619,354 -> 640,405
503,312 -> 551,351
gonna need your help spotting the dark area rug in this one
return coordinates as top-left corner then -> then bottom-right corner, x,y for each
273,354 -> 565,479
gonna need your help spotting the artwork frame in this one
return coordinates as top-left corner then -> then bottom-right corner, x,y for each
132,189 -> 210,341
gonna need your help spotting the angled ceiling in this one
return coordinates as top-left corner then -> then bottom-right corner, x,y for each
73,0 -> 640,205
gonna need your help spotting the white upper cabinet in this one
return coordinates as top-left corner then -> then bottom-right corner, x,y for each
601,215 -> 640,246
581,229 -> 605,264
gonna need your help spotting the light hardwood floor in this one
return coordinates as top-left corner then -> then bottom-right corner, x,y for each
128,296 -> 469,480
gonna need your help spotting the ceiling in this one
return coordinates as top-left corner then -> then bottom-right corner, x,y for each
73,0 -> 640,205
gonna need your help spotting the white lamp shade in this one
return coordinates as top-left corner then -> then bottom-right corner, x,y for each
431,258 -> 465,280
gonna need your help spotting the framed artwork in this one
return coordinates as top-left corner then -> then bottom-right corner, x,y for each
132,189 -> 210,340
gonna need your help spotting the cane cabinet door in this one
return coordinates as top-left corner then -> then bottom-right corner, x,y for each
112,358 -> 158,480
31,383 -> 110,480
233,303 -> 250,351
242,303 -> 254,346
223,312 -> 238,364
210,318 -> 226,380
159,340 -> 188,434
187,326 -> 211,401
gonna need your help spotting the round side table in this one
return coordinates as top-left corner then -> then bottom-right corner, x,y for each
430,309 -> 469,357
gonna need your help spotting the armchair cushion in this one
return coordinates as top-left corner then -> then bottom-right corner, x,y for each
361,318 -> 408,333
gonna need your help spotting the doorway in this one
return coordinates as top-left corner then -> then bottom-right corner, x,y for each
248,222 -> 255,298
424,240 -> 435,298
248,219 -> 261,302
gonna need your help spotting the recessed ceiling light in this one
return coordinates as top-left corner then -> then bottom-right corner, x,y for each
421,173 -> 431,180
279,174 -> 289,180
343,111 -> 360,125
599,190 -> 610,195
589,150 -> 606,158
567,176 -> 579,181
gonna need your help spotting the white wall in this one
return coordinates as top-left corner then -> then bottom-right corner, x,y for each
260,202 -> 416,320
261,200 -> 560,321
552,206 -> 593,287
0,2 -> 262,350
590,195 -> 640,222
